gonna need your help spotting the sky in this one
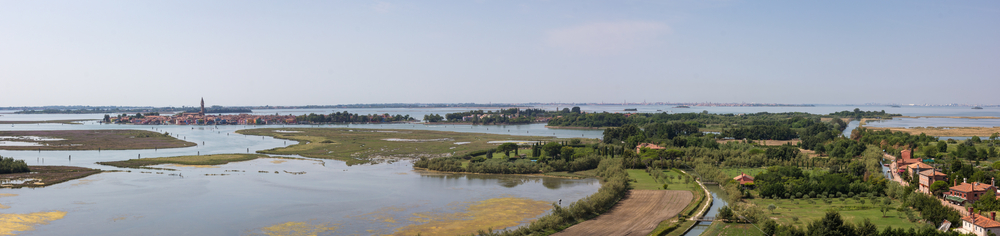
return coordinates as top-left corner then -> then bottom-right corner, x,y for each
1,0 -> 998,107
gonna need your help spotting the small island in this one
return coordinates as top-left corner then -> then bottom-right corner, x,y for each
1,156 -> 101,188
97,154 -> 270,169
0,130 -> 196,150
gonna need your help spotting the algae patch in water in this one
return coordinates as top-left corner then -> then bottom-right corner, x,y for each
255,221 -> 338,236
393,197 -> 551,236
0,211 -> 67,235
0,193 -> 68,235
0,194 -> 14,209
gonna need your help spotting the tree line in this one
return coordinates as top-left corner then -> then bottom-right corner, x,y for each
295,112 -> 415,123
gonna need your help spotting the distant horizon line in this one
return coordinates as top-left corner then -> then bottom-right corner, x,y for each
1,102 -> 996,110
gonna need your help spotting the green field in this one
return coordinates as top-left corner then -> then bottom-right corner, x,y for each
97,154 -> 269,169
749,198 -> 922,230
628,169 -> 696,191
237,128 -> 570,164
701,222 -> 765,236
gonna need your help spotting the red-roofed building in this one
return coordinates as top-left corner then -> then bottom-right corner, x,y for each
907,162 -> 934,175
918,169 -> 948,194
945,178 -> 997,205
962,210 -> 1000,236
635,143 -> 666,153
734,173 -> 754,185
893,149 -> 922,174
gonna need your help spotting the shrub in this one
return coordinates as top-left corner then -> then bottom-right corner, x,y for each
0,156 -> 29,174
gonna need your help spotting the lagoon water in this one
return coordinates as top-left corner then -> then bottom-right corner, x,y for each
0,105 -> 995,235
0,118 -> 599,235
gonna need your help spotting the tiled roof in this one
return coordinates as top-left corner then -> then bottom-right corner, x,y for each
951,182 -> 994,193
734,173 -> 754,184
908,162 -> 933,169
636,143 -> 665,150
919,169 -> 947,177
963,213 -> 1000,228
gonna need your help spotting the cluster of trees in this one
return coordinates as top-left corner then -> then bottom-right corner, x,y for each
295,112 -> 415,123
755,165 -> 888,200
423,114 -> 444,122
549,109 -> 883,129
481,158 -> 630,236
721,125 -> 797,140
415,144 -> 604,174
433,108 -> 563,124
949,139 -> 999,160
884,180 -> 962,228
0,156 -> 29,174
828,108 -> 900,119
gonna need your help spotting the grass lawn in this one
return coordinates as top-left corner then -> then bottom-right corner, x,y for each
749,198 -> 922,230
702,222 -> 765,236
97,154 -> 269,169
628,169 -> 696,190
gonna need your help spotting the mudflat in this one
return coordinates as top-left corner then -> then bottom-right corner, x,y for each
552,190 -> 694,236
0,166 -> 101,188
0,130 -> 195,150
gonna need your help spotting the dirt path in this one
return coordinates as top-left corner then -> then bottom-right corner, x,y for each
552,190 -> 693,236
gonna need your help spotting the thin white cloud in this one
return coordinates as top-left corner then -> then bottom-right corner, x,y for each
545,21 -> 670,55
373,2 -> 394,13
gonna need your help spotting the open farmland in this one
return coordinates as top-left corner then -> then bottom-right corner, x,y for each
552,190 -> 693,236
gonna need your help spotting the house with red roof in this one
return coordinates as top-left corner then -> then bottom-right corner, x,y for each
734,173 -> 754,185
961,210 -> 1000,236
893,149 -> 922,174
918,169 -> 948,194
635,143 -> 666,153
945,178 -> 997,205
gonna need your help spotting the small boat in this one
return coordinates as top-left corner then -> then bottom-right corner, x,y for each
673,106 -> 690,108
973,106 -> 983,109
889,105 -> 901,108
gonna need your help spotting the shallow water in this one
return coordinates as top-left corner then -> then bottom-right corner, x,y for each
682,184 -> 729,236
0,115 -> 599,235
0,106 -> 988,235
1,158 -> 598,235
864,117 -> 1000,128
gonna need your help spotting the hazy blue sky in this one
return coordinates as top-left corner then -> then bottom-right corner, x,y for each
1,1 -> 997,107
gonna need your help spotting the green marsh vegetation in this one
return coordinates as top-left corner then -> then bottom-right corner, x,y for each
238,128 -> 564,165
473,158 -> 631,236
97,154 -> 269,169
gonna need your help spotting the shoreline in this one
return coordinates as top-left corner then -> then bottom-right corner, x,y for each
544,126 -> 609,130
412,167 -> 591,180
860,126 -> 1000,137
0,119 -> 93,125
0,130 -> 195,151
0,166 -> 102,188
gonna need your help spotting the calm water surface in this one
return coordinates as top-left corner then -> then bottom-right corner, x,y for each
0,116 -> 599,235
0,106 -> 992,235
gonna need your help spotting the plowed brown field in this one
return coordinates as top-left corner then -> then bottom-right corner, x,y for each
552,190 -> 694,236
